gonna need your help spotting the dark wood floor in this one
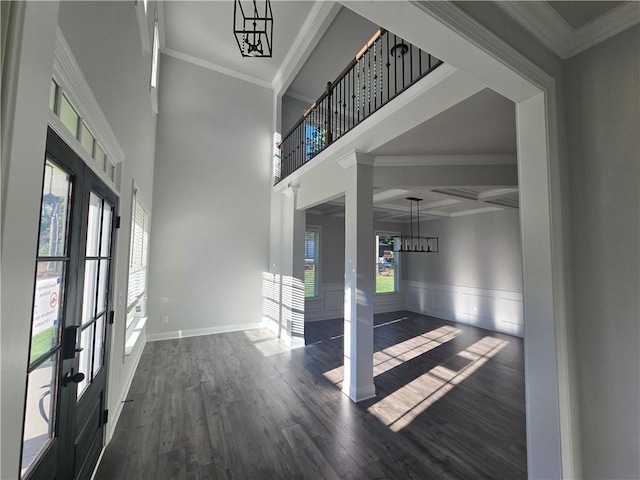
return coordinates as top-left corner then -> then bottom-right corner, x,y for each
95,311 -> 526,479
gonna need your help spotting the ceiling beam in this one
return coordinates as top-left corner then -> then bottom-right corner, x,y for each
373,164 -> 518,188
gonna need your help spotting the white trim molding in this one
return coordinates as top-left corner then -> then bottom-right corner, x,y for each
53,29 -> 125,167
147,321 -> 264,342
496,1 -> 640,60
134,0 -> 151,55
162,48 -> 272,90
374,153 -> 517,167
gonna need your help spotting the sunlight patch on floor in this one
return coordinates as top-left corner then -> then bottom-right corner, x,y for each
243,329 -> 290,357
322,325 -> 461,388
368,336 -> 507,432
373,325 -> 461,376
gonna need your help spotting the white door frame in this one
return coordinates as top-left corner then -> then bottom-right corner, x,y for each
341,2 -> 576,478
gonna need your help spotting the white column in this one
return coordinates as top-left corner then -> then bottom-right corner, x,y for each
517,93 -> 564,479
277,185 -> 305,348
340,152 -> 376,402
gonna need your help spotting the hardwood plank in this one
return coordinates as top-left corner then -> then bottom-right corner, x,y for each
281,423 -> 340,480
95,311 -> 527,480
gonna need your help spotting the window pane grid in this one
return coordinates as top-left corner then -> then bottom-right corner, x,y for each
127,189 -> 150,312
304,228 -> 320,298
376,234 -> 398,294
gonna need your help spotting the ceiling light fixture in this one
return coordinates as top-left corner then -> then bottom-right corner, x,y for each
233,0 -> 273,58
397,197 -> 439,253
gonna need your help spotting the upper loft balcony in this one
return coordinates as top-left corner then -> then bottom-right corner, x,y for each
275,27 -> 443,185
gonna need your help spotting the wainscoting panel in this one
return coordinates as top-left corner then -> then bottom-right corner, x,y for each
305,283 -> 404,322
404,281 -> 524,337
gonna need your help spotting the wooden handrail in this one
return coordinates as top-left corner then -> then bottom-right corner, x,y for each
277,28 -> 387,147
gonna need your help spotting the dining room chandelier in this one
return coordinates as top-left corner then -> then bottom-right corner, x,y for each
397,197 -> 439,253
233,0 -> 273,58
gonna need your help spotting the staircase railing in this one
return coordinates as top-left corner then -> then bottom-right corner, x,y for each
274,28 -> 443,184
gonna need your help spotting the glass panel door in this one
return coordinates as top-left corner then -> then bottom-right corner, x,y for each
77,192 -> 113,399
21,159 -> 72,476
21,126 -> 118,480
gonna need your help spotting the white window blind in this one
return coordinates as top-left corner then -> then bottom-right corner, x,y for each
304,227 -> 320,298
127,189 -> 150,310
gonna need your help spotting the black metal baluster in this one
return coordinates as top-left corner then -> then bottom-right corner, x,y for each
326,82 -> 333,147
351,68 -> 355,130
402,37 -> 406,90
394,34 -> 398,97
386,32 -> 390,104
410,43 -> 413,83
379,37 -> 383,108
373,41 -> 377,111
367,50 -> 371,116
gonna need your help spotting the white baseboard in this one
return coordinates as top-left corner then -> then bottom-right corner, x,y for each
146,321 -> 265,342
343,382 -> 377,402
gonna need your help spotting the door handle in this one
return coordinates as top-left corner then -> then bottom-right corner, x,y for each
63,370 -> 85,387
62,326 -> 80,359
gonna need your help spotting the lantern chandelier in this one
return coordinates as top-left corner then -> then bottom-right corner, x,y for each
397,197 -> 439,253
233,0 -> 273,58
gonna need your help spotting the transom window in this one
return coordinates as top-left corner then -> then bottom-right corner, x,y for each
49,79 -> 117,182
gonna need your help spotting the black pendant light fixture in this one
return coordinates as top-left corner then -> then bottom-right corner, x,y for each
397,197 -> 439,253
233,0 -> 273,58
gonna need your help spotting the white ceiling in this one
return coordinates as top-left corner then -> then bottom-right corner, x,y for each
163,1 -> 314,86
308,186 -> 520,224
547,1 -> 624,29
160,1 -> 636,223
285,6 -> 378,101
497,1 -> 639,59
370,88 -> 516,157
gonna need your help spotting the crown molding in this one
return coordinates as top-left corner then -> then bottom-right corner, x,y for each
374,154 -> 517,167
272,1 -> 341,94
162,48 -> 272,89
496,1 -> 640,60
283,89 -> 316,105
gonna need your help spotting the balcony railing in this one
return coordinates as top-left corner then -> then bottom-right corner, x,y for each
275,28 -> 443,184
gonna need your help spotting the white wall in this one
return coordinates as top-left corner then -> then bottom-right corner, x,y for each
281,94 -> 310,136
57,0 -> 159,438
565,25 -> 640,480
1,2 -> 158,476
305,213 -> 404,321
404,209 -> 524,336
148,54 -> 272,339
1,4 -> 60,477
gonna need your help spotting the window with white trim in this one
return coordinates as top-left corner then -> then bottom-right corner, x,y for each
376,232 -> 399,294
126,186 -> 150,348
305,226 -> 320,298
134,0 -> 151,54
149,10 -> 160,113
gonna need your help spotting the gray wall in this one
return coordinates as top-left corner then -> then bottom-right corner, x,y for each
148,54 -> 273,337
305,212 -> 404,320
281,94 -> 310,136
404,209 -> 523,292
565,25 -> 640,479
57,0 -> 159,439
306,213 -> 403,285
402,209 -> 524,337
1,1 -> 158,476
